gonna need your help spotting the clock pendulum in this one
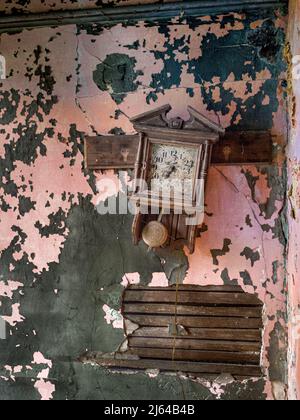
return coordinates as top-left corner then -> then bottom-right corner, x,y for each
142,210 -> 168,251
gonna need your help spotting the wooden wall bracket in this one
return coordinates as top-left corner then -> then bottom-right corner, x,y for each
85,130 -> 273,170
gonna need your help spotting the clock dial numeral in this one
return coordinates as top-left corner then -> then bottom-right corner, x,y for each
148,144 -> 198,197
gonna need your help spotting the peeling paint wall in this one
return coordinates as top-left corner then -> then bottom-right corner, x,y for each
0,0 -> 172,15
287,0 -> 300,401
0,5 -> 289,400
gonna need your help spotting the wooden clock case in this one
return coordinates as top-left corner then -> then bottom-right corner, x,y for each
130,105 -> 224,254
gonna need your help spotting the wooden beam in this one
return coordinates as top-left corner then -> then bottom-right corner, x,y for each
123,288 -> 263,306
123,303 -> 263,318
84,130 -> 273,169
128,337 -> 262,352
124,314 -> 263,328
126,284 -> 244,292
133,327 -> 262,342
132,347 -> 261,364
0,1 -> 288,33
81,355 -> 262,377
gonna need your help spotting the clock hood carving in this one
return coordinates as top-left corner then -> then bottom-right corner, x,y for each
131,104 -> 225,140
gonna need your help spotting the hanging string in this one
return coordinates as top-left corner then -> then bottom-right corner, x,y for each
172,270 -> 180,363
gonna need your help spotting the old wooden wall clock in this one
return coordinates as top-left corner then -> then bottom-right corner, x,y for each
130,105 -> 224,254
84,107 -> 273,253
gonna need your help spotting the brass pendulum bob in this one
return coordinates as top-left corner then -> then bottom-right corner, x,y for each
142,210 -> 168,251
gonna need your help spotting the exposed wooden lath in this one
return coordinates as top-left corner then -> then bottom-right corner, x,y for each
0,0 -> 288,33
84,285 -> 264,379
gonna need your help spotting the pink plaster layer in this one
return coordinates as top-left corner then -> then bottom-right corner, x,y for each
149,273 -> 169,287
0,28 -> 122,274
1,353 -> 55,400
0,11 -> 289,400
34,379 -> 55,401
32,352 -> 53,368
32,353 -> 55,400
0,281 -> 23,300
121,272 -> 141,287
287,0 -> 300,401
3,303 -> 25,327
184,165 -> 286,379
103,304 -> 124,329
77,21 -> 279,133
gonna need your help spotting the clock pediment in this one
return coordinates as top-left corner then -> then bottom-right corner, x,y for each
130,104 -> 225,138
130,104 -> 172,129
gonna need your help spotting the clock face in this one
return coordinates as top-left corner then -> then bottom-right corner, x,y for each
148,143 -> 198,198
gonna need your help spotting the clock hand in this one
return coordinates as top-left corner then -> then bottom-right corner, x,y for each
164,165 -> 177,178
